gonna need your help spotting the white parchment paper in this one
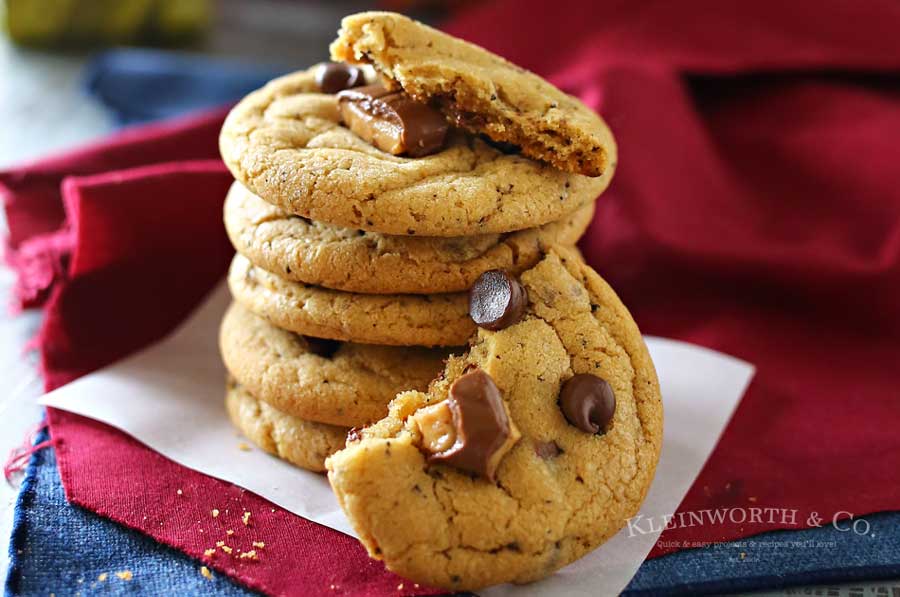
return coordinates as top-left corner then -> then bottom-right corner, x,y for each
40,283 -> 754,595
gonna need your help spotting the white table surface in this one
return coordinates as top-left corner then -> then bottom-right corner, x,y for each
0,10 -> 897,596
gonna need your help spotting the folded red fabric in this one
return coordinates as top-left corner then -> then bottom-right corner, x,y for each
1,109 -> 226,307
2,1 -> 899,595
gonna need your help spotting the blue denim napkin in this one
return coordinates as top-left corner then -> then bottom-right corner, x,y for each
5,430 -> 255,596
624,512 -> 900,595
84,49 -> 287,125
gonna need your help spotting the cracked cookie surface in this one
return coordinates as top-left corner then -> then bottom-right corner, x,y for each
225,181 -> 595,294
326,246 -> 662,590
220,302 -> 450,427
225,378 -> 348,472
330,12 -> 617,178
219,66 -> 611,237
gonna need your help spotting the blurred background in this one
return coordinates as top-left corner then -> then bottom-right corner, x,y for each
0,0 -> 453,166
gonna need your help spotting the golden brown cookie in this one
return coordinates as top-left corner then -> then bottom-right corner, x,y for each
219,302 -> 449,427
224,181 -> 595,294
331,12 -> 617,177
327,246 -> 662,590
225,379 -> 348,473
219,66 -> 612,237
227,253 -> 475,346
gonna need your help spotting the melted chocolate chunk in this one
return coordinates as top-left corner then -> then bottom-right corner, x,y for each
428,369 -> 513,481
315,62 -> 365,94
337,84 -> 448,157
558,374 -> 616,434
468,270 -> 527,331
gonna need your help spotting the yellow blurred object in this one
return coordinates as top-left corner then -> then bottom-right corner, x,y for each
3,0 -> 210,47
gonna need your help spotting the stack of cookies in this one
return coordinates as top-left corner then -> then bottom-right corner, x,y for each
219,12 -> 662,591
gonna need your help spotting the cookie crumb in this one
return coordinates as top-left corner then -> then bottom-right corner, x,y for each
211,509 -> 220,517
226,529 -> 235,536
115,571 -> 133,581
97,573 -> 108,582
204,548 -> 216,557
239,550 -> 258,560
177,489 -> 183,495
242,511 -> 251,525
252,541 -> 265,548
221,545 -> 233,554
740,552 -> 746,560
216,541 -> 225,547
238,442 -> 252,452
397,583 -> 404,590
748,496 -> 758,502
200,566 -> 213,580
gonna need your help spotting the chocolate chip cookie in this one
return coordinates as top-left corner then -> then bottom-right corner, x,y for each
331,12 -> 617,177
227,254 -> 475,346
224,181 -> 595,294
219,65 -> 612,237
220,302 -> 449,427
226,378 -> 348,472
326,245 -> 662,590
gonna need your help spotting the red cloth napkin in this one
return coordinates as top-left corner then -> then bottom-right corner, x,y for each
3,109 -> 226,308
3,1 -> 900,595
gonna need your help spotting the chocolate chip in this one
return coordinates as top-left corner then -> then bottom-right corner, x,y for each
337,84 -> 448,157
315,62 -> 364,94
534,440 -> 562,459
304,336 -> 341,359
559,374 -> 616,434
415,369 -> 520,481
468,270 -> 527,331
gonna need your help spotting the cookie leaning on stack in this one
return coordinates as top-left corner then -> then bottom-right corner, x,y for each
217,10 -> 661,590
